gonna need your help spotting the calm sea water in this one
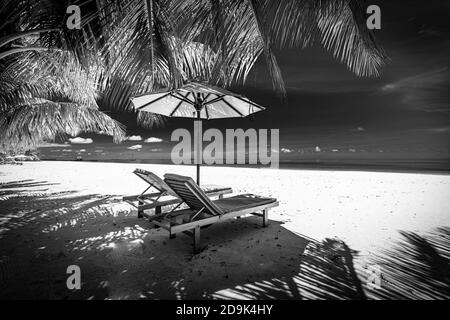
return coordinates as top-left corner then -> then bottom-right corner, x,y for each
39,157 -> 450,174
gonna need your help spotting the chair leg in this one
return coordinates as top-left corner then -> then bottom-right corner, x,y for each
193,226 -> 201,254
263,209 -> 269,227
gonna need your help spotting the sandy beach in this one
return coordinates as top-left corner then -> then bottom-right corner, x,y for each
0,161 -> 449,299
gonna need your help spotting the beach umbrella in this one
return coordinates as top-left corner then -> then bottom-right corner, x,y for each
130,82 -> 265,185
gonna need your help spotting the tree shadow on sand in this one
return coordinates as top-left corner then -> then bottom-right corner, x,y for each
0,180 -> 132,299
0,179 -> 449,300
0,179 -> 59,198
364,227 -> 450,299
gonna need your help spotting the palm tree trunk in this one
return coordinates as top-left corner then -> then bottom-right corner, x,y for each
144,0 -> 155,89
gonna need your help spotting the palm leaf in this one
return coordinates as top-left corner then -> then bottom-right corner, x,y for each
0,48 -> 126,150
172,0 -> 387,93
0,102 -> 125,152
270,0 -> 387,77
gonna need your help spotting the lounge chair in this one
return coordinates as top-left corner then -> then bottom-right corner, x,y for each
123,169 -> 232,219
149,173 -> 279,253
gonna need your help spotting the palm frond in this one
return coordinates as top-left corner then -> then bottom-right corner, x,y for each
137,110 -> 166,129
0,48 -> 126,150
247,0 -> 286,97
0,50 -> 99,109
171,0 -> 264,87
89,0 -> 182,112
270,0 -> 387,77
0,102 -> 125,152
172,0 -> 387,92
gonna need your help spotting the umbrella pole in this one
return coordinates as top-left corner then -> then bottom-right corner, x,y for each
197,164 -> 200,185
195,109 -> 202,185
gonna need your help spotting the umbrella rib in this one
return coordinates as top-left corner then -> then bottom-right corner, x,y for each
203,93 -> 211,102
203,95 -> 225,106
205,104 -> 210,119
221,98 -> 245,117
170,92 -> 195,105
201,93 -> 210,119
169,92 -> 191,117
232,96 -> 265,110
136,92 -> 172,110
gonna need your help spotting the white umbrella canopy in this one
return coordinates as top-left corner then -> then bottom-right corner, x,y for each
130,82 -> 265,185
131,82 -> 265,119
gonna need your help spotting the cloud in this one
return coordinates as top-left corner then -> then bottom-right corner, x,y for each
79,149 -> 87,153
126,135 -> 143,141
417,27 -> 442,39
411,127 -> 450,133
381,68 -> 450,112
62,149 -> 72,152
281,148 -> 293,153
69,137 -> 94,144
144,137 -> 163,143
128,144 -> 143,150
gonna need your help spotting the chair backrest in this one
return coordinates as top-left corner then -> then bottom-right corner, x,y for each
133,169 -> 177,197
164,173 -> 223,215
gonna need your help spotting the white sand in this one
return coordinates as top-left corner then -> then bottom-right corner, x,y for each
2,161 -> 449,252
0,161 -> 449,299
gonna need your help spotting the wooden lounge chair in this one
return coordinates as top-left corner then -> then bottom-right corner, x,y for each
149,173 -> 279,253
123,169 -> 232,219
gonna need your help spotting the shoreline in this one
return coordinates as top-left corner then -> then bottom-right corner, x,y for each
31,158 -> 450,176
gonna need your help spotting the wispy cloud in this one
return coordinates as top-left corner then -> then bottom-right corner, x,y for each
410,127 -> 450,133
381,68 -> 450,112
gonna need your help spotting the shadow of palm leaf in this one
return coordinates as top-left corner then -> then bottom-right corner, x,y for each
364,227 -> 450,299
0,179 -> 59,198
211,237 -> 366,300
0,180 -> 132,299
0,179 -> 58,190
0,184 -> 128,235
293,238 -> 366,300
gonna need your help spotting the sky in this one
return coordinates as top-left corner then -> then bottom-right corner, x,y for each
39,0 -> 450,168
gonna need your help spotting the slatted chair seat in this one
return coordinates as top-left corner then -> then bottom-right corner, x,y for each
213,194 -> 276,213
161,173 -> 279,253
